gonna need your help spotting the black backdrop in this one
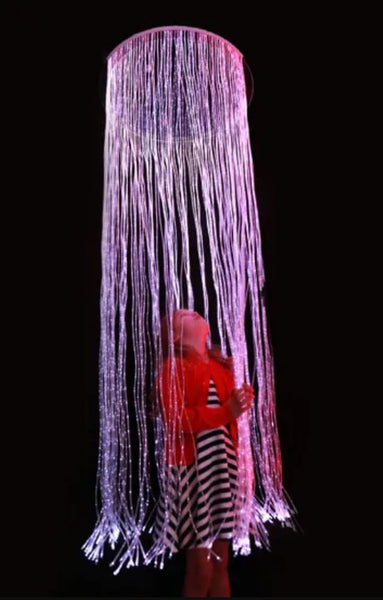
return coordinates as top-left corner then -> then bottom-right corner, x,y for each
2,5 -> 379,599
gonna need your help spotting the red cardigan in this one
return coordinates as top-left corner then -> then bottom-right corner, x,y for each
156,354 -> 238,465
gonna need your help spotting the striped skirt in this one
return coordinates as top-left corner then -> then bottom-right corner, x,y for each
151,375 -> 239,553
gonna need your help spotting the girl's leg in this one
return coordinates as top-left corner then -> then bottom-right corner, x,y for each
182,547 -> 213,597
207,539 -> 231,597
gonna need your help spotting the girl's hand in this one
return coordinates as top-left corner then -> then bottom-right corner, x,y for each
227,383 -> 255,418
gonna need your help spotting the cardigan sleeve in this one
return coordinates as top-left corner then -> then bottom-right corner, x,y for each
157,358 -> 234,434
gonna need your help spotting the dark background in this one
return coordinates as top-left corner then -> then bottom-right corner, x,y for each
2,4 -> 379,599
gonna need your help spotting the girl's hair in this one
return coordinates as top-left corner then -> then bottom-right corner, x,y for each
159,310 -> 232,370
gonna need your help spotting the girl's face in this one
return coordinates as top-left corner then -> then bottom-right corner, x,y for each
173,309 -> 210,343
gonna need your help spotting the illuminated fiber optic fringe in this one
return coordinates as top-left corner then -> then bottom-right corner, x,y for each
82,25 -> 299,574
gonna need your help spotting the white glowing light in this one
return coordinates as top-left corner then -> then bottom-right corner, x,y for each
81,25 -> 299,574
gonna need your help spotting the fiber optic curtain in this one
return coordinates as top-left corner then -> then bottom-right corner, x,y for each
82,26 -> 298,574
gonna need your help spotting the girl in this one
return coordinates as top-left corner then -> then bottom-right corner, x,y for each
152,308 -> 255,597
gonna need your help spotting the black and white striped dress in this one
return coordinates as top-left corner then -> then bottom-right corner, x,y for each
152,375 -> 239,554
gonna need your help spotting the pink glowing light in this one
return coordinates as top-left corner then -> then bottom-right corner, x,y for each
81,25 -> 299,574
